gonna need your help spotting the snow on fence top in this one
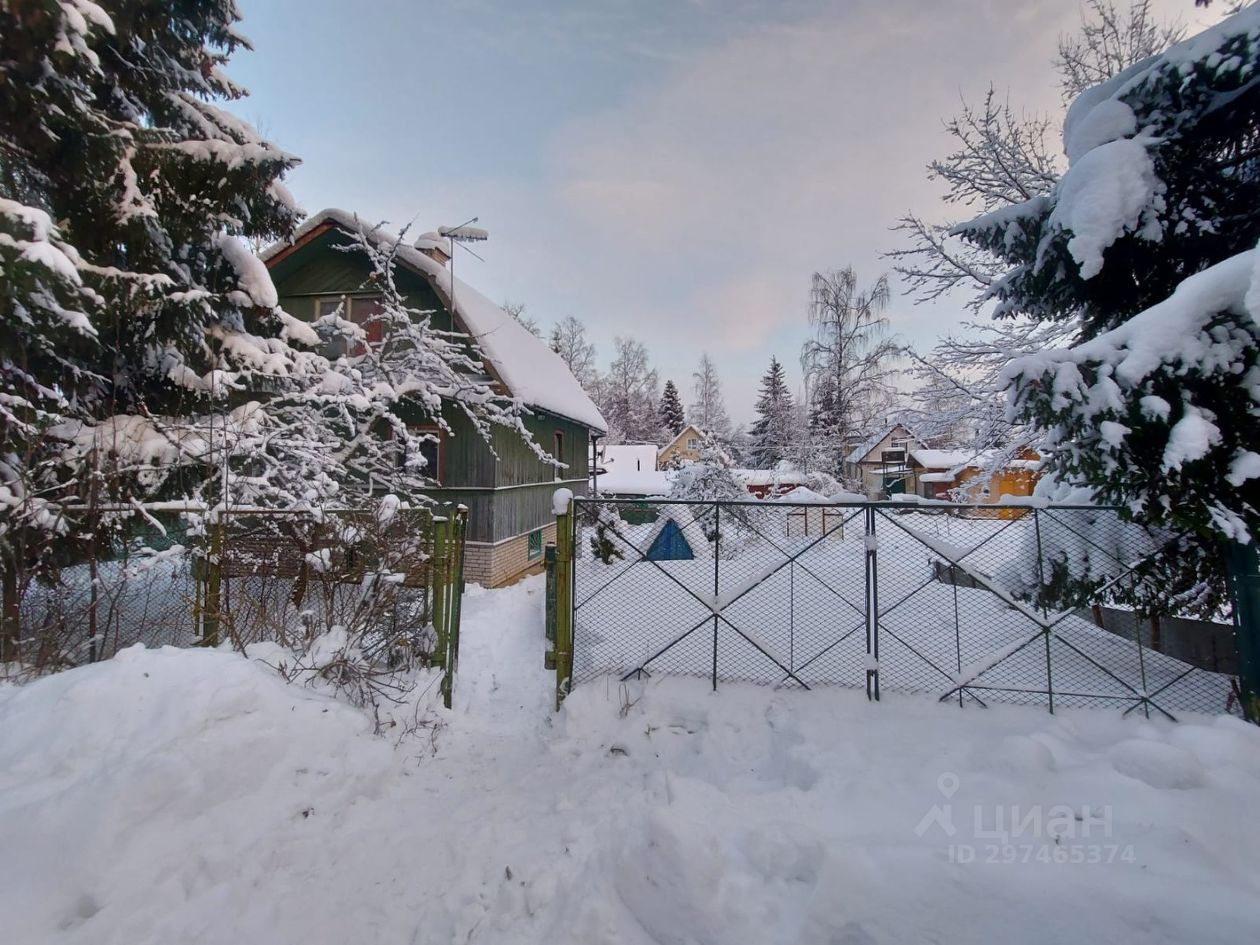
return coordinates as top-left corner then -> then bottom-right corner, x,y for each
264,209 -> 607,434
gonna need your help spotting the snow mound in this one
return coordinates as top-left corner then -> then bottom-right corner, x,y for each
0,646 -> 393,941
3,580 -> 1260,944
1109,738 -> 1205,790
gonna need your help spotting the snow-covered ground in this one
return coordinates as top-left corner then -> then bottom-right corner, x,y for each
2,577 -> 1259,944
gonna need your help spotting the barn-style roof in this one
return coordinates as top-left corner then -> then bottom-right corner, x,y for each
262,209 -> 607,433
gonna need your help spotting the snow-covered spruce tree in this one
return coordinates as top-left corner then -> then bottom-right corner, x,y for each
952,11 -> 1260,622
0,3 -> 302,587
689,353 -> 731,438
659,379 -> 686,437
891,4 -> 1187,468
748,356 -> 795,469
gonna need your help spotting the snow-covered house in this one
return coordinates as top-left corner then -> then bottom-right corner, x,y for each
263,209 -> 606,587
658,424 -> 707,468
909,448 -> 1041,514
843,423 -> 922,498
733,466 -> 810,498
592,443 -> 659,475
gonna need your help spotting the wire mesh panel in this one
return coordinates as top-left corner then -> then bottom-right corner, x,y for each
567,497 -> 1241,719
13,517 -> 203,669
5,504 -> 461,681
215,508 -> 436,660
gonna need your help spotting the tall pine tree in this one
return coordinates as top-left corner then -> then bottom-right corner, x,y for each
659,379 -> 686,437
748,357 -> 794,469
1,2 -> 302,548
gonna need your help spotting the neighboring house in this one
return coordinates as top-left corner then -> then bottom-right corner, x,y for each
262,209 -> 606,587
591,467 -> 675,499
658,424 -> 707,468
592,442 -> 659,474
733,467 -> 810,498
590,441 -> 672,498
909,448 -> 1041,516
843,423 -> 922,498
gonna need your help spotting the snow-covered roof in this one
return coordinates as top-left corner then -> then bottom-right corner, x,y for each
733,468 -> 810,487
769,486 -> 832,504
920,472 -> 956,483
263,209 -> 607,433
592,469 -> 675,497
844,423 -> 919,465
909,449 -> 986,470
595,443 -> 658,474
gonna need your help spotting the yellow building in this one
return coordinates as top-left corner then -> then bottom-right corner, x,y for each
657,424 -> 707,468
909,448 -> 1042,518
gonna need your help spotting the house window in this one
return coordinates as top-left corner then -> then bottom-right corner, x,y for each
687,437 -> 698,449
527,529 -> 543,560
397,426 -> 442,482
351,297 -> 384,344
315,297 -> 346,320
313,296 -> 381,355
553,431 -> 564,482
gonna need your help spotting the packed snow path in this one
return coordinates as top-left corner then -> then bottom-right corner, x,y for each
2,576 -> 1259,944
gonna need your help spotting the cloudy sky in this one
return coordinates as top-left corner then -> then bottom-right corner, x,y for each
229,0 -> 1212,425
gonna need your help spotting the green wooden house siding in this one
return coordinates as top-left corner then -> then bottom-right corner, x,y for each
266,225 -> 594,549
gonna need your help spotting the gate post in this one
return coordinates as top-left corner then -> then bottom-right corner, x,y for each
431,513 -> 449,673
1225,540 -> 1260,722
442,505 -> 467,710
864,506 -> 880,701
712,502 -> 721,692
554,495 -> 574,710
1,556 -> 18,663
200,511 -> 223,647
543,543 -> 557,670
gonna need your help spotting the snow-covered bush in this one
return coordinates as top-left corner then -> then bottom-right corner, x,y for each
669,435 -> 748,540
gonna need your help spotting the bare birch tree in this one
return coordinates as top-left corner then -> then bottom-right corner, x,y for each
549,315 -> 597,389
689,353 -> 731,438
800,269 -> 898,473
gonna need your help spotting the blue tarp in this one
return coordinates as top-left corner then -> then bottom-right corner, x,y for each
645,519 -> 695,561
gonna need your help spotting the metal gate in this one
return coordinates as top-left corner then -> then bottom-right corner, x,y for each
553,497 -> 1238,719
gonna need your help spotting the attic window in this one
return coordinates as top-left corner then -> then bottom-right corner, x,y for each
315,297 -> 345,319
351,297 -> 384,349
687,437 -> 698,450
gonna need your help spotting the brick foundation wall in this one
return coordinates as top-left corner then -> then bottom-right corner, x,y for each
462,521 -> 557,587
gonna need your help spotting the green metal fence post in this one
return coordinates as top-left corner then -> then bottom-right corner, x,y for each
431,514 -> 449,673
200,513 -> 223,647
1225,540 -> 1260,722
554,500 -> 574,710
443,506 -> 467,710
544,543 -> 557,670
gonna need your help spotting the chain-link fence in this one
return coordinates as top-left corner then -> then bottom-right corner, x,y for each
564,497 -> 1240,719
2,504 -> 467,704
